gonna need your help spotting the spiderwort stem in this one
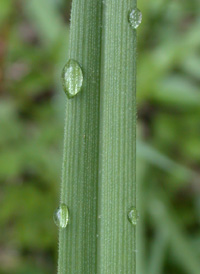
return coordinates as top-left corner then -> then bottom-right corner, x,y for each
58,0 -> 139,273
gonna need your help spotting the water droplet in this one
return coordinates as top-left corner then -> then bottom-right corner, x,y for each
127,207 -> 139,225
129,8 -> 142,29
62,59 -> 83,99
54,203 -> 69,228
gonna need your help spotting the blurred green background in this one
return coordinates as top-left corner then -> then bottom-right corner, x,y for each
0,0 -> 200,273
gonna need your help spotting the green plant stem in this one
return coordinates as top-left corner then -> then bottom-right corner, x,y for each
58,0 -> 137,273
58,1 -> 102,273
97,1 -> 137,273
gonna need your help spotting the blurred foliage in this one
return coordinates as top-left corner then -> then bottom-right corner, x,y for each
0,0 -> 200,273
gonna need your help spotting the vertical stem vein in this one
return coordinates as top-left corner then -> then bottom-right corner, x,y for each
98,1 -> 137,273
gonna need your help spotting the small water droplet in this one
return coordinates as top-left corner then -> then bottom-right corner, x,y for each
62,59 -> 83,99
54,203 -> 69,228
127,207 -> 139,225
129,8 -> 142,29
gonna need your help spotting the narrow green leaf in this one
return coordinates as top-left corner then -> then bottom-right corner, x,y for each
136,159 -> 148,274
137,140 -> 195,180
154,76 -> 200,108
149,195 -> 200,274
148,230 -> 168,274
25,0 -> 65,44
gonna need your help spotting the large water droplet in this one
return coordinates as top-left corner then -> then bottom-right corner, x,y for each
129,8 -> 142,29
127,207 -> 139,225
54,203 -> 69,228
62,59 -> 83,99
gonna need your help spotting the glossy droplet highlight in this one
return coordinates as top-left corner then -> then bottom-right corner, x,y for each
127,207 -> 139,225
54,203 -> 69,228
129,8 -> 142,29
62,59 -> 83,99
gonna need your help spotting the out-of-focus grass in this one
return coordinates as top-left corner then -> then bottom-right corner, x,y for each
0,0 -> 200,273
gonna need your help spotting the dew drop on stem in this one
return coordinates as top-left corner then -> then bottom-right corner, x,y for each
62,59 -> 83,99
127,207 -> 139,226
129,8 -> 142,29
54,203 -> 69,228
